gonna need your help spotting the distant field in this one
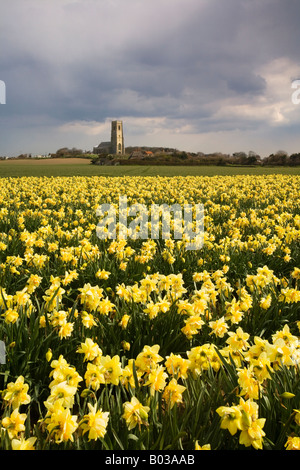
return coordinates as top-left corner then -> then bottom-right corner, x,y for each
0,158 -> 299,177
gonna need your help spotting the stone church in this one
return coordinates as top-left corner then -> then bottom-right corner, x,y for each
93,120 -> 125,155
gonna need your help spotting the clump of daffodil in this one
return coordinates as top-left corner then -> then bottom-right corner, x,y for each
79,402 -> 109,441
165,353 -> 191,380
11,436 -> 37,450
2,376 -> 31,410
43,399 -> 78,444
135,344 -> 163,374
162,378 -> 186,409
144,364 -> 168,396
216,398 -> 266,450
77,337 -> 102,362
187,344 -> 221,377
285,436 -> 300,450
0,174 -> 299,450
1,408 -> 27,439
122,396 -> 150,430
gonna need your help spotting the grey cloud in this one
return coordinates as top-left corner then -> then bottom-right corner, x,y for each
1,0 -> 300,156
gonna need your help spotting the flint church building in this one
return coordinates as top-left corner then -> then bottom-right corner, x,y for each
93,120 -> 125,155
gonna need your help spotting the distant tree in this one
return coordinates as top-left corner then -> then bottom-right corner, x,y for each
178,151 -> 188,160
289,153 -> 300,166
245,151 -> 261,165
246,155 -> 258,165
232,152 -> 248,164
265,150 -> 289,165
55,147 -> 83,158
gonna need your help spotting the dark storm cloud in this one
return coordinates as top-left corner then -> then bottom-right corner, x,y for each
1,0 -> 300,156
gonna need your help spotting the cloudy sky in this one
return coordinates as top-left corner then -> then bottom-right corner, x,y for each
1,0 -> 300,157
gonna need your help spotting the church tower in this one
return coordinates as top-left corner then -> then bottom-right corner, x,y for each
111,120 -> 125,155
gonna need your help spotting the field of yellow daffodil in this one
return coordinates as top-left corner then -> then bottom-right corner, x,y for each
0,174 -> 299,450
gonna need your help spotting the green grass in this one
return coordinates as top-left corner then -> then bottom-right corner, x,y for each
0,161 -> 299,178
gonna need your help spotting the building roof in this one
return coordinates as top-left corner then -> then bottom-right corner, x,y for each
96,141 -> 111,148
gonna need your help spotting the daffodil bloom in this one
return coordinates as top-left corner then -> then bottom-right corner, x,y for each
238,288 -> 253,311
1,308 -> 19,324
50,355 -> 69,375
279,287 -> 300,303
162,378 -> 186,408
119,314 -> 130,329
144,365 -> 168,396
176,299 -> 194,315
116,283 -> 131,301
122,396 -> 150,430
0,241 -> 7,251
270,338 -> 296,368
237,367 -> 260,400
100,355 -> 123,385
50,309 -> 68,327
216,405 -> 243,435
77,338 -> 102,362
97,297 -> 115,315
84,362 -> 105,391
78,283 -> 104,311
195,441 -> 211,450
209,316 -> 228,338
47,380 -> 77,408
245,336 -> 271,361
3,376 -> 31,409
49,356 -> 83,388
239,418 -> 266,449
181,315 -> 204,339
285,436 -> 300,450
293,409 -> 300,426
11,436 -> 37,450
272,324 -> 298,346
187,344 -> 221,376
120,359 -> 138,389
165,353 -> 191,379
135,344 -> 163,373
44,400 -> 78,443
58,319 -> 74,339
140,276 -> 158,295
143,302 -> 160,319
226,327 -> 250,351
157,297 -> 171,313
238,397 -> 259,427
81,311 -> 97,328
95,269 -> 111,280
1,408 -> 27,439
13,289 -> 31,308
251,353 -> 273,382
192,297 -> 208,315
259,294 -> 272,310
291,267 -> 300,279
80,403 -> 109,441
26,273 -> 42,293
